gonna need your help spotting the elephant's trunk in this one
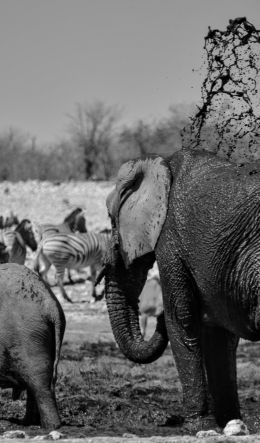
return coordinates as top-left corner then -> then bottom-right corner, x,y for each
105,250 -> 168,364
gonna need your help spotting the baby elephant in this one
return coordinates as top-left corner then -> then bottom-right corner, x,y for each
0,263 -> 65,429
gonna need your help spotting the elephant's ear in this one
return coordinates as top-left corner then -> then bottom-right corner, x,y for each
111,156 -> 171,267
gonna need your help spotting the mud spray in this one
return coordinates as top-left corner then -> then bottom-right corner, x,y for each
182,17 -> 260,164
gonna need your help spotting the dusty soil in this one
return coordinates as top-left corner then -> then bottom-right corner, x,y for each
0,284 -> 259,440
0,180 -> 259,440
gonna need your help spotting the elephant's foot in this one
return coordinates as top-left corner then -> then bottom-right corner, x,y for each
161,413 -> 221,435
24,389 -> 61,429
183,414 -> 221,435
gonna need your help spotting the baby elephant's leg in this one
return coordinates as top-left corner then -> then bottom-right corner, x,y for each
18,348 -> 61,429
23,390 -> 41,426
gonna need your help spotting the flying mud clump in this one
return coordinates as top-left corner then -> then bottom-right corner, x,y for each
182,17 -> 260,163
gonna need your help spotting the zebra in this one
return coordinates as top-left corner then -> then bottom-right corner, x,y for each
0,219 -> 38,265
34,230 -> 111,303
32,207 -> 87,243
32,207 -> 87,283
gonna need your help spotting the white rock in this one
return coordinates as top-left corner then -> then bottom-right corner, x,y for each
196,429 -> 220,438
223,419 -> 249,436
47,430 -> 64,440
2,430 -> 28,439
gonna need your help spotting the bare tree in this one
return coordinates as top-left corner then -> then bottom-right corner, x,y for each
68,101 -> 121,179
119,107 -> 190,160
119,120 -> 152,158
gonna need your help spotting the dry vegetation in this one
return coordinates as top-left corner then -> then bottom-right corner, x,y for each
0,179 -> 113,230
0,180 -> 259,441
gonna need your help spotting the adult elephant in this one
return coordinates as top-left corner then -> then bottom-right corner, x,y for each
104,149 -> 260,431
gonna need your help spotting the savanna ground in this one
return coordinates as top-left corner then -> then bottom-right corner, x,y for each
0,180 -> 259,440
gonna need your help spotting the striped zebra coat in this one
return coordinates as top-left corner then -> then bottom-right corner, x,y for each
32,207 -> 87,243
33,207 -> 87,284
0,219 -> 37,264
0,227 -> 16,254
34,230 -> 110,302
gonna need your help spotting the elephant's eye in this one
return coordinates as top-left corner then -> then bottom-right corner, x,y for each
131,171 -> 143,192
119,171 -> 143,206
119,185 -> 131,204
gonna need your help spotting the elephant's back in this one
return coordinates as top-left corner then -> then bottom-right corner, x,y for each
170,149 -> 260,194
168,150 -> 260,230
0,263 -> 61,313
0,263 -> 43,297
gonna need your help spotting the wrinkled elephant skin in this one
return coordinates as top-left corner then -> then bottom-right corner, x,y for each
104,149 -> 260,431
0,263 -> 65,429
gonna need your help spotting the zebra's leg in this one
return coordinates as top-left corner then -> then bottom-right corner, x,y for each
56,269 -> 73,303
90,265 -> 97,300
66,268 -> 74,284
89,265 -> 104,301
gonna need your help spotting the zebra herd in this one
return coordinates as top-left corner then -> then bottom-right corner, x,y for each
0,208 -> 110,303
0,208 -> 162,335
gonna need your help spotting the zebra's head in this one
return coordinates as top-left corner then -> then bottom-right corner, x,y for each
74,212 -> 87,233
64,208 -> 87,233
15,220 -> 38,251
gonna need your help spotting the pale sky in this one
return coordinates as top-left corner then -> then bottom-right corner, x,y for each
0,0 -> 259,143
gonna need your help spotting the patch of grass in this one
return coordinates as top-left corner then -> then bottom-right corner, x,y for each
55,340 -> 184,437
54,338 -> 260,436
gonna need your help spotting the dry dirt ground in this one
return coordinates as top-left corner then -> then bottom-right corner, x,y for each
0,180 -> 259,441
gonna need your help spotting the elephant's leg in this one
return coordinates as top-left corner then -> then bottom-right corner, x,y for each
24,364 -> 60,429
29,382 -> 60,429
23,390 -> 41,426
202,325 -> 240,427
56,269 -> 73,303
15,345 -> 61,429
156,250 -> 208,425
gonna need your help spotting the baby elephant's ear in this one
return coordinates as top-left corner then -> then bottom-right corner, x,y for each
117,156 -> 171,267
